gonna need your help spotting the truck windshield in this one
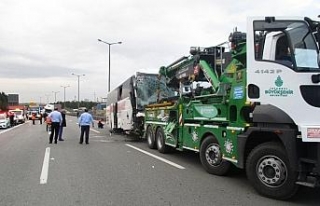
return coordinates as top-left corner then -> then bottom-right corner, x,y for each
254,20 -> 320,72
287,22 -> 319,71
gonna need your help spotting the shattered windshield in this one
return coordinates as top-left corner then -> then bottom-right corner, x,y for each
136,74 -> 175,109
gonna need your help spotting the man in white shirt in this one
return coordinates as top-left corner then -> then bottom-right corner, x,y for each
48,108 -> 62,144
78,109 -> 94,144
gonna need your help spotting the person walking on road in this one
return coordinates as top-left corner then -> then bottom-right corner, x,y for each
8,111 -> 15,127
58,110 -> 66,141
39,113 -> 43,124
43,112 -> 48,131
43,112 -> 47,123
32,113 -> 36,125
48,108 -> 62,144
78,109 -> 94,144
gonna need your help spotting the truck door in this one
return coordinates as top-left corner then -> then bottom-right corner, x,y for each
247,17 -> 320,142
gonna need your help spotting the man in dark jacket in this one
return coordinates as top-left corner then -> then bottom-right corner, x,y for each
9,112 -> 15,127
58,110 -> 66,141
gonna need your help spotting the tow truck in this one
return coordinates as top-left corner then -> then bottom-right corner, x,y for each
144,16 -> 320,199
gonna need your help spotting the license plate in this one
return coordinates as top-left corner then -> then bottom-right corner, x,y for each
307,128 -> 320,138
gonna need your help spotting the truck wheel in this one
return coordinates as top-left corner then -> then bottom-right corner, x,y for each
146,126 -> 156,149
200,136 -> 231,175
156,127 -> 169,153
246,142 -> 298,200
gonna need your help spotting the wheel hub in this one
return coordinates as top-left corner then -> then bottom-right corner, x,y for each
257,156 -> 287,187
205,144 -> 221,166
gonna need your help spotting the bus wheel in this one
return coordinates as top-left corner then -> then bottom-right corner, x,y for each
246,142 -> 298,200
146,126 -> 156,149
156,127 -> 169,153
200,136 -> 231,175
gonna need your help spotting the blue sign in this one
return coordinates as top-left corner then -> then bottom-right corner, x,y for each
233,86 -> 244,99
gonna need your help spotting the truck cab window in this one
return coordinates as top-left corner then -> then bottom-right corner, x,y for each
254,20 -> 320,72
275,35 -> 293,67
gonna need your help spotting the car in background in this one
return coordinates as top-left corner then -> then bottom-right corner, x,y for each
9,109 -> 25,124
0,113 -> 10,129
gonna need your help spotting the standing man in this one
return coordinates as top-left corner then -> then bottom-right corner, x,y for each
39,113 -> 43,124
32,113 -> 36,125
43,112 -> 48,130
48,108 -> 62,144
8,111 -> 15,127
58,110 -> 66,141
78,109 -> 94,144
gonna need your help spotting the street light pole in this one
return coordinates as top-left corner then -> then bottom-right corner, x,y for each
72,73 -> 85,109
45,94 -> 50,104
61,85 -> 70,109
98,39 -> 122,92
52,91 -> 59,106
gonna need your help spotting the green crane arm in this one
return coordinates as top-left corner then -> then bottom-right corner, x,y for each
159,46 -> 225,93
197,59 -> 220,92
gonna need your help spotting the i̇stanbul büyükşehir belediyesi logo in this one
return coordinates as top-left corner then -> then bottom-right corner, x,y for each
265,75 -> 293,97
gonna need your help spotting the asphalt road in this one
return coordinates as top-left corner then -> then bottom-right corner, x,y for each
0,116 -> 319,206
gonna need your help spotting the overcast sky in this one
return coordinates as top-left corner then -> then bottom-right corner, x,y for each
0,0 -> 319,104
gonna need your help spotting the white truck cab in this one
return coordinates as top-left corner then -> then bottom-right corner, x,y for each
247,16 -> 320,142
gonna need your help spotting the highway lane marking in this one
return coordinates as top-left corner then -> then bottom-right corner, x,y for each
91,128 -> 100,133
92,140 -> 114,143
126,144 -> 185,170
0,123 -> 25,135
40,147 -> 51,184
0,127 -> 14,134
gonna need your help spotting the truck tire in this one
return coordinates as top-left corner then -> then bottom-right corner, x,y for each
146,126 -> 156,149
156,127 -> 170,153
200,136 -> 231,175
246,142 -> 299,200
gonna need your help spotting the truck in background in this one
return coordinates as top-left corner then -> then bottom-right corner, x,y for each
42,104 -> 54,114
27,105 -> 42,120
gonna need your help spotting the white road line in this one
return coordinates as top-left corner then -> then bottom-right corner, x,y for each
91,128 -> 100,133
0,123 -> 25,135
0,127 -> 14,134
126,144 -> 185,170
40,147 -> 51,184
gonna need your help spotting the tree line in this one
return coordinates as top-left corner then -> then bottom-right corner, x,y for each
0,91 -> 101,111
56,101 -> 100,110
0,92 -> 8,111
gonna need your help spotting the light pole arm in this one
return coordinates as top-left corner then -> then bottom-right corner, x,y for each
98,39 -> 122,93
